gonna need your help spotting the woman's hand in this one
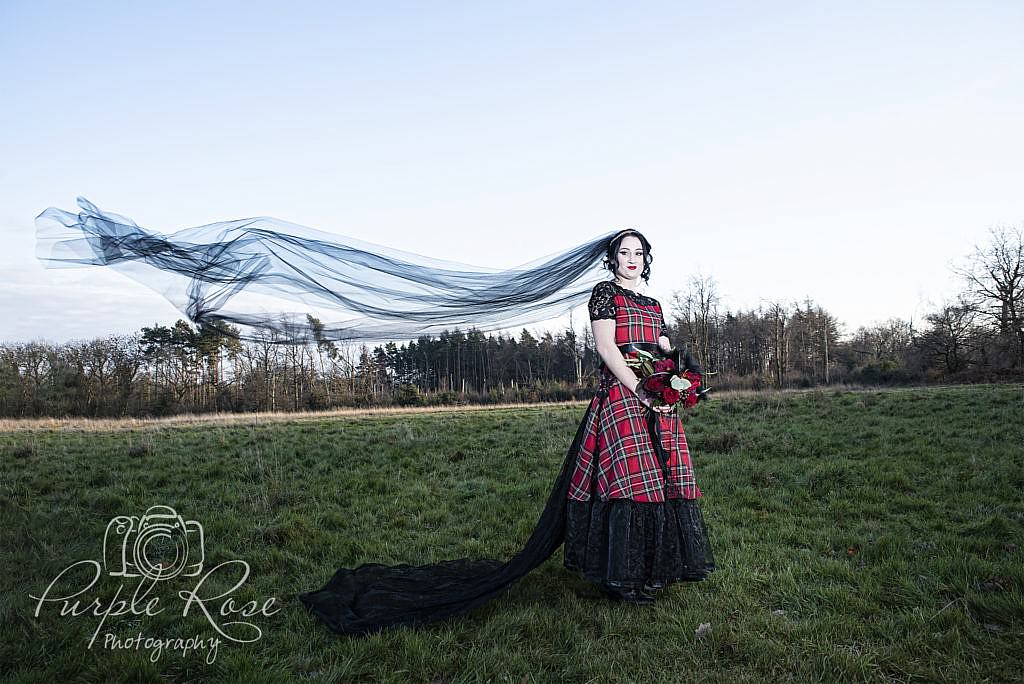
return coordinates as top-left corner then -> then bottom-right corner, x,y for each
636,387 -> 673,414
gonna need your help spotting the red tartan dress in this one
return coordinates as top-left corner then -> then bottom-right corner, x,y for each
562,280 -> 716,590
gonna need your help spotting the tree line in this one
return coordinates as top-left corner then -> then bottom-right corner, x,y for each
1,226 -> 1020,417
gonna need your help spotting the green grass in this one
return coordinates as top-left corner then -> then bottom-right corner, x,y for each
1,385 -> 1022,683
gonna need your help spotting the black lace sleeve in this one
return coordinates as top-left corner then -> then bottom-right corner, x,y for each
588,281 -> 617,321
657,302 -> 669,338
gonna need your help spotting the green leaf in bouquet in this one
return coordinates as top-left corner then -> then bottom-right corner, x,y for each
642,359 -> 655,376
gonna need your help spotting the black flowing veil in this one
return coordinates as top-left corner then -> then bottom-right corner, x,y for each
34,197 -> 630,634
35,198 -> 619,345
298,391 -> 602,634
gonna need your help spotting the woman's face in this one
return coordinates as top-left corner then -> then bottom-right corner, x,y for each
615,235 -> 644,280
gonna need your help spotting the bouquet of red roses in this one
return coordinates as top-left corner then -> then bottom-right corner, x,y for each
624,347 -> 709,411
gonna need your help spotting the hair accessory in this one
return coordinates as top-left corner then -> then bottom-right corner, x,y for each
610,228 -> 637,243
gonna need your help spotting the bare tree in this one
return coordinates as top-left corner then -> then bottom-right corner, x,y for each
766,301 -> 789,387
955,225 -> 1024,367
567,311 -> 583,387
915,296 -> 982,374
671,274 -> 720,367
16,342 -> 50,413
308,315 -> 339,404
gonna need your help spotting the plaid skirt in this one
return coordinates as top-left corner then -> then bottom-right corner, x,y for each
567,371 -> 702,502
563,372 -> 715,588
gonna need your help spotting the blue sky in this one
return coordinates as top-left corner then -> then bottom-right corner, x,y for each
2,1 -> 1022,343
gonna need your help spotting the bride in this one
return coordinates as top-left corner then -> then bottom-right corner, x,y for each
563,230 -> 715,606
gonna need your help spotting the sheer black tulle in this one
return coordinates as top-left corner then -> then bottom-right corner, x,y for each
297,394 -> 593,635
35,198 -> 620,344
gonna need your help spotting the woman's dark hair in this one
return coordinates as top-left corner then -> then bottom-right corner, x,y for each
602,229 -> 653,284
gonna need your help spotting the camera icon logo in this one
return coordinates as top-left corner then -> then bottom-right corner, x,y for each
102,505 -> 205,581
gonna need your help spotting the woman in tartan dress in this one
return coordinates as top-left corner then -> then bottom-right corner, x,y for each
563,231 -> 716,604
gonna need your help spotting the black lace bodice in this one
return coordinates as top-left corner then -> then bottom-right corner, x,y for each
588,280 -> 669,337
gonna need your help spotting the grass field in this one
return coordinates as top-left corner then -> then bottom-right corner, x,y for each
2,384 -> 1022,683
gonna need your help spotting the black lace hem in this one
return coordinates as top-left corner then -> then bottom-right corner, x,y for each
564,497 -> 716,588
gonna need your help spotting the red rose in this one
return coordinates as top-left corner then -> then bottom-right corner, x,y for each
683,392 -> 699,408
662,388 -> 680,404
644,375 -> 668,392
654,359 -> 675,373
